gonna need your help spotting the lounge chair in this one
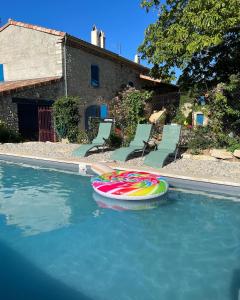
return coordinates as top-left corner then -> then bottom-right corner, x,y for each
111,124 -> 153,162
73,122 -> 112,157
144,124 -> 181,168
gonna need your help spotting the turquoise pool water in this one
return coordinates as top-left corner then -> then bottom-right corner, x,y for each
0,162 -> 240,300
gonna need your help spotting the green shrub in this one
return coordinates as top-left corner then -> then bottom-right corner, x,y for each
109,88 -> 152,143
53,96 -> 81,143
76,130 -> 90,144
188,126 -> 215,154
0,123 -> 22,143
227,138 -> 240,153
109,131 -> 123,148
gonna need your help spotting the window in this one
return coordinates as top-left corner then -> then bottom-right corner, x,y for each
91,65 -> 99,87
0,64 -> 4,82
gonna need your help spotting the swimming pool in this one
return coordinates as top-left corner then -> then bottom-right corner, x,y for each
0,162 -> 240,300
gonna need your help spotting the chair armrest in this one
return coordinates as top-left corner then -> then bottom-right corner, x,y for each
143,140 -> 149,146
103,137 -> 109,144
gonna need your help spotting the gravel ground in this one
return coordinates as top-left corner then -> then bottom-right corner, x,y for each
0,142 -> 240,184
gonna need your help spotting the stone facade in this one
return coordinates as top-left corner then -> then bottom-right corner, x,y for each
65,44 -> 147,128
0,94 -> 18,130
13,80 -> 64,100
0,80 -> 64,130
0,25 -> 63,81
0,20 -> 180,139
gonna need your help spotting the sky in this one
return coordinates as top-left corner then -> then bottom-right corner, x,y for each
0,0 -> 181,82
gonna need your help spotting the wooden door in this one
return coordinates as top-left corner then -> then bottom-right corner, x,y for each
38,106 -> 55,142
196,113 -> 204,126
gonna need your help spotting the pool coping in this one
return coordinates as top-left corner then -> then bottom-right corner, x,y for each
0,152 -> 240,197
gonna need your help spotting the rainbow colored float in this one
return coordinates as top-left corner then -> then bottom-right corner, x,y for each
91,170 -> 168,201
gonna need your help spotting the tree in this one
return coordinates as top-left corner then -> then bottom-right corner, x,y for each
178,28 -> 240,90
139,0 -> 240,85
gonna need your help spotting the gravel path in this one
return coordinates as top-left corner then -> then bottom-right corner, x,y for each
0,142 -> 240,184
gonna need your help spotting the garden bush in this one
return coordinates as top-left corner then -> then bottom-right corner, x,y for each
109,87 -> 152,143
53,96 -> 81,143
109,132 -> 123,148
0,122 -> 22,143
227,138 -> 240,153
76,130 -> 90,144
187,126 -> 215,154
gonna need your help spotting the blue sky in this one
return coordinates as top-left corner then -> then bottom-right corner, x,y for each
0,0 -> 181,81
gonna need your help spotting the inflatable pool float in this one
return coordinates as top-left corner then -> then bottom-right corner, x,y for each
91,170 -> 168,200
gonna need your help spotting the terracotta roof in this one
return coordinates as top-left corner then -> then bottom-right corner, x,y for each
140,74 -> 162,83
139,74 -> 178,88
0,77 -> 62,95
0,19 -> 65,36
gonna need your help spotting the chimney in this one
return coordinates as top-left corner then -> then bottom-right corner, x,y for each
91,25 -> 100,46
134,54 -> 140,64
99,30 -> 106,49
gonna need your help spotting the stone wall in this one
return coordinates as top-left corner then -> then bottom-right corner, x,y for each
65,45 -> 146,128
13,80 -> 64,100
0,95 -> 18,130
0,25 -> 63,81
0,81 -> 64,131
66,45 -> 143,99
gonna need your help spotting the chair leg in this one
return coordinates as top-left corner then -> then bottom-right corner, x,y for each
174,147 -> 179,162
142,144 -> 147,157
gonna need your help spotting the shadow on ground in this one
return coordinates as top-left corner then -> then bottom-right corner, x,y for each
0,239 -> 92,300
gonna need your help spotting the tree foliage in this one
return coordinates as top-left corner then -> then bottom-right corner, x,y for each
139,0 -> 240,84
179,28 -> 240,89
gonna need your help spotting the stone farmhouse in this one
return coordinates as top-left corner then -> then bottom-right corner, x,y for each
0,19 -> 179,141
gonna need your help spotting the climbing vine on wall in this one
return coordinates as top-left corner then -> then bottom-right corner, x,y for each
109,88 -> 153,143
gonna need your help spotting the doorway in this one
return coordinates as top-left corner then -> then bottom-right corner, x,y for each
18,103 -> 39,141
16,99 -> 55,142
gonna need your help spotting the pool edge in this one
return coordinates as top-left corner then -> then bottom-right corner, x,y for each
0,153 -> 239,197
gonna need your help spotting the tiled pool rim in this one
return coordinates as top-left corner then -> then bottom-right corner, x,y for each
0,153 -> 240,197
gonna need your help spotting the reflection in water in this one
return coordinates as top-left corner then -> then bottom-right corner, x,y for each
93,192 -> 167,211
0,188 -> 71,236
0,163 -> 92,236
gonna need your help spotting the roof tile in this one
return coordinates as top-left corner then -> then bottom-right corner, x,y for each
0,77 -> 62,95
0,19 -> 66,36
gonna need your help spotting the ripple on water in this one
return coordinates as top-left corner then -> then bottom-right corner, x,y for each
0,162 -> 240,300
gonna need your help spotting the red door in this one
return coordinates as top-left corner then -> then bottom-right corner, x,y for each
38,106 -> 56,142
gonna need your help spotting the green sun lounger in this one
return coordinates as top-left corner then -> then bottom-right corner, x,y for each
111,124 -> 153,162
144,124 -> 181,168
73,122 -> 112,157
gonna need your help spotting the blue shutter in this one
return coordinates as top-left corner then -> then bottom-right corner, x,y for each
100,104 -> 108,118
91,65 -> 99,87
0,64 -> 4,82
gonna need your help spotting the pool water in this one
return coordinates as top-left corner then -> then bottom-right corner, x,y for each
0,162 -> 240,300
